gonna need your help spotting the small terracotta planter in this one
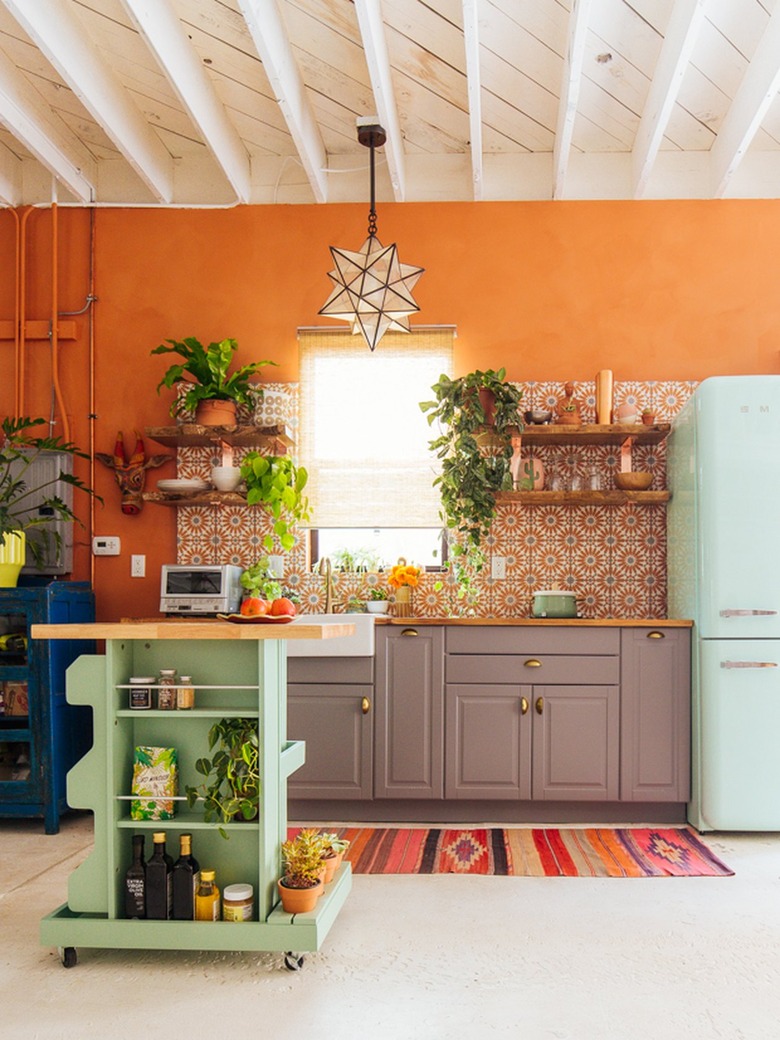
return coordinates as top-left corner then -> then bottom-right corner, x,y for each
196,398 -> 238,427
277,876 -> 323,914
321,851 -> 344,883
557,411 -> 581,425
641,412 -> 656,426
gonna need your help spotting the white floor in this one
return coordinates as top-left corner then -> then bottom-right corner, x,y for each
2,813 -> 779,1040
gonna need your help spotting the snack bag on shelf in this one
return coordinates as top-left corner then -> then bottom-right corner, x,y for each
130,746 -> 178,820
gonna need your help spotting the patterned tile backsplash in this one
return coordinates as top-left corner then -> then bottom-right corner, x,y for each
175,379 -> 698,619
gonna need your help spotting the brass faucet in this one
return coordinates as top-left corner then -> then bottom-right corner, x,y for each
317,556 -> 341,613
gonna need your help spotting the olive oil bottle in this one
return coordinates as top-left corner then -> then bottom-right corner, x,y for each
124,834 -> 146,919
146,831 -> 174,919
172,832 -> 200,920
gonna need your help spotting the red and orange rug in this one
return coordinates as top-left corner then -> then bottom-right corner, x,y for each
291,827 -> 733,878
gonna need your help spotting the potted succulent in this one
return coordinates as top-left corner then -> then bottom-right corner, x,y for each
0,416 -> 99,586
152,336 -> 276,426
641,408 -> 656,426
419,368 -> 522,610
185,717 -> 260,837
278,828 -> 327,913
239,453 -> 310,552
319,832 -> 351,883
365,586 -> 389,613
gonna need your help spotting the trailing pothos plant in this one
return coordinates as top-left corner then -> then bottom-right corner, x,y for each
239,452 -> 310,552
185,717 -> 260,838
419,368 -> 522,610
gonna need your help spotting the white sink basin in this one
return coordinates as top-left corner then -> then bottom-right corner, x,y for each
286,613 -> 375,657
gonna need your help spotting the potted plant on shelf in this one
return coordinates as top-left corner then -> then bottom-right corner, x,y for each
419,368 -> 522,610
319,832 -> 351,883
364,586 -> 390,614
239,453 -> 310,552
278,828 -> 327,913
642,408 -> 656,426
185,717 -> 260,837
152,336 -> 277,426
0,416 -> 99,587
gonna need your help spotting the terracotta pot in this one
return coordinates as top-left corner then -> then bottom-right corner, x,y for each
641,413 -> 656,426
477,387 -> 496,425
0,531 -> 25,587
321,851 -> 344,883
514,455 -> 545,490
277,876 -> 323,914
196,398 -> 238,427
557,411 -> 581,425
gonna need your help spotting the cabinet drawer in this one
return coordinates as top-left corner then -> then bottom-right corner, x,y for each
445,626 -> 620,656
446,654 -> 620,685
287,657 -> 374,684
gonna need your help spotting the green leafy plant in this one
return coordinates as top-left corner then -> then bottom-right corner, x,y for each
319,832 -> 351,857
239,453 -> 310,552
240,556 -> 283,601
152,336 -> 276,418
0,416 -> 100,569
366,586 -> 389,601
185,718 -> 259,837
330,546 -> 383,572
280,828 -> 327,889
419,368 -> 522,610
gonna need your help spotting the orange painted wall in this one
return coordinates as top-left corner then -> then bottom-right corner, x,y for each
2,199 -> 779,619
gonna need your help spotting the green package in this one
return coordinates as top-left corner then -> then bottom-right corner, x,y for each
130,746 -> 178,820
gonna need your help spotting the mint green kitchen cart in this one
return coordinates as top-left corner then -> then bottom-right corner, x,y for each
34,620 -> 353,971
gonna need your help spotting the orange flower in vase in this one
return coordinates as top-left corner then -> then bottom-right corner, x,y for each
388,559 -> 421,617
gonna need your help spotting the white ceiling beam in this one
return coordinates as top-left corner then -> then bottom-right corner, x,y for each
123,0 -> 251,202
354,0 -> 406,202
1,0 -> 174,203
237,0 -> 328,203
710,4 -> 780,197
461,0 -> 483,201
0,47 -> 94,202
633,0 -> 707,198
553,0 -> 592,200
0,145 -> 21,205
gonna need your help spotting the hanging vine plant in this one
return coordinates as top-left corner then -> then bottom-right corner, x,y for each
420,368 -> 522,609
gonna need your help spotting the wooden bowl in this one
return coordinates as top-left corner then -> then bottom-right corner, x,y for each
614,471 -> 653,491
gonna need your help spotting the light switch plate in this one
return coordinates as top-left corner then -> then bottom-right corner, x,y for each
491,556 -> 506,580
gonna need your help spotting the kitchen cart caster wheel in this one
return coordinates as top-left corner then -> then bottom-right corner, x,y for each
58,946 -> 77,969
284,951 -> 305,971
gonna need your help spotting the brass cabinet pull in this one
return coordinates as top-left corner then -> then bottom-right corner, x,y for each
524,658 -> 542,668
361,697 -> 371,714
520,697 -> 529,715
535,696 -> 544,715
647,631 -> 665,639
401,628 -> 418,637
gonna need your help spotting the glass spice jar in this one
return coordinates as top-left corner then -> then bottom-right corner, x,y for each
128,676 -> 154,710
176,675 -> 195,711
157,668 -> 177,711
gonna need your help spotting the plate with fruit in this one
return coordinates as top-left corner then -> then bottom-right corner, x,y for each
218,597 -> 297,624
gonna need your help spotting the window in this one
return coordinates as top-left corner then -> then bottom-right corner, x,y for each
298,327 -> 454,567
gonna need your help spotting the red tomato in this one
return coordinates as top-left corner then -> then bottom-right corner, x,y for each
270,597 -> 296,617
240,597 -> 268,617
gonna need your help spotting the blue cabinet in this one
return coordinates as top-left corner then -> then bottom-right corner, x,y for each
0,581 -> 94,833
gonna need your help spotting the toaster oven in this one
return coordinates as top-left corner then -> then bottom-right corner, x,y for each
160,564 -> 243,615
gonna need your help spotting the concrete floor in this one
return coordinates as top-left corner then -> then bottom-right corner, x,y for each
2,813 -> 779,1040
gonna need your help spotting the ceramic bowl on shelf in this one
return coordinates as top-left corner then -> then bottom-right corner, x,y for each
211,466 -> 243,492
157,477 -> 209,494
614,471 -> 653,491
524,408 -> 552,424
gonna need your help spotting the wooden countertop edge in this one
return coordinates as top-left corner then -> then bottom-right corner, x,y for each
375,618 -> 693,627
30,620 -> 356,640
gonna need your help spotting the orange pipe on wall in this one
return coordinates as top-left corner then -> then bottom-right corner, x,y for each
17,205 -> 33,417
50,202 -> 70,442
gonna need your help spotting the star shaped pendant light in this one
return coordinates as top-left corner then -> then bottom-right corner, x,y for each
319,122 -> 424,351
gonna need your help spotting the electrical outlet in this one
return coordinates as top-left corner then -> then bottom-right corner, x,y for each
92,536 -> 120,556
491,556 -> 506,580
131,554 -> 146,578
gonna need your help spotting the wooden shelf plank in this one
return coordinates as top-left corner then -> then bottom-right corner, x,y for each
497,490 -> 671,505
515,422 -> 670,446
142,490 -> 247,506
144,424 -> 294,450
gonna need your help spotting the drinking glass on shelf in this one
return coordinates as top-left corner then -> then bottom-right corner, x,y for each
588,467 -> 602,491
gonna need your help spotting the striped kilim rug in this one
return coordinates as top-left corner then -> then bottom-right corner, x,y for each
295,827 -> 733,877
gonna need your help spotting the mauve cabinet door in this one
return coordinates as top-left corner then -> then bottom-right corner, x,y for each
288,684 -> 373,799
532,684 -> 620,800
620,628 -> 691,801
375,626 -> 444,798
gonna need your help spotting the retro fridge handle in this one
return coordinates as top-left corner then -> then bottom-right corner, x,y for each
719,609 -> 778,617
720,660 -> 778,669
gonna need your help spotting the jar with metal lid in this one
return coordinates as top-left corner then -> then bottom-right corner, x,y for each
176,675 -> 195,711
129,676 -> 155,710
222,882 -> 254,922
157,668 -> 177,710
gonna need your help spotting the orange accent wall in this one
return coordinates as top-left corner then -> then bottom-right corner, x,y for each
2,199 -> 779,619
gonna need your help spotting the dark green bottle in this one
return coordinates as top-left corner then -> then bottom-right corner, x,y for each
172,832 -> 200,920
124,834 -> 146,919
145,831 -> 173,919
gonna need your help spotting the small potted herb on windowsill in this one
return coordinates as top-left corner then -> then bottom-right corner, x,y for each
365,586 -> 390,614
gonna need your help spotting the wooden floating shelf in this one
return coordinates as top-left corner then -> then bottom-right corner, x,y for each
497,490 -> 671,505
513,422 -> 670,447
145,423 -> 294,450
143,490 -> 247,506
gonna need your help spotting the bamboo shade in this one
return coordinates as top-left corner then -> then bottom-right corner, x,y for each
298,327 -> 454,527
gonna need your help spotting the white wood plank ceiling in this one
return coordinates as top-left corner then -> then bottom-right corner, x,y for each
0,0 -> 779,207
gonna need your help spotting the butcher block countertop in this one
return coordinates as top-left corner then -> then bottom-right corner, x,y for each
30,619 -> 355,640
376,617 -> 693,627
